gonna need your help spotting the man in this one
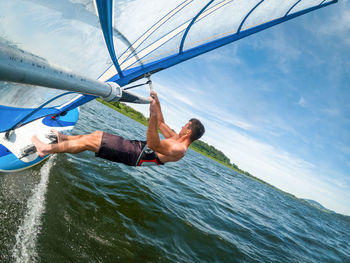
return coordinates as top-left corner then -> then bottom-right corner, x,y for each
31,91 -> 205,166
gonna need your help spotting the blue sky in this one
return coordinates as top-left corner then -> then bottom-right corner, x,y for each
1,1 -> 349,215
133,1 -> 350,215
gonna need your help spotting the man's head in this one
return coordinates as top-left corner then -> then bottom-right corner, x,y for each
180,118 -> 205,143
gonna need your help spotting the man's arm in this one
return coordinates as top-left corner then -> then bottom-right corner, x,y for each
151,91 -> 177,139
147,97 -> 184,158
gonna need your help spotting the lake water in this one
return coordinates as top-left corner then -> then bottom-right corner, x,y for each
1,100 -> 350,262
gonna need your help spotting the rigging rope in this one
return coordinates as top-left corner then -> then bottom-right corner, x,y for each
122,73 -> 154,93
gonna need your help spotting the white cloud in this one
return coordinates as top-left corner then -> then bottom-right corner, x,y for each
322,107 -> 340,117
297,96 -> 306,107
248,28 -> 302,74
315,3 -> 350,44
337,144 -> 350,155
346,161 -> 350,168
200,45 -> 242,66
214,113 -> 255,131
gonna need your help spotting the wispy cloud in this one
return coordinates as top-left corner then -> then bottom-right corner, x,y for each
322,107 -> 340,117
200,45 -> 242,66
313,2 -> 350,44
247,28 -> 303,74
337,144 -> 350,155
141,77 -> 258,133
214,113 -> 255,131
297,96 -> 306,107
346,161 -> 350,169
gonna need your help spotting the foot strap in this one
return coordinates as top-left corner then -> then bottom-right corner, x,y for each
19,144 -> 37,159
46,133 -> 58,144
19,133 -> 58,159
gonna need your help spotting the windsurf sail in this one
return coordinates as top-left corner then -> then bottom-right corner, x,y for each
96,0 -> 338,85
0,0 -> 337,133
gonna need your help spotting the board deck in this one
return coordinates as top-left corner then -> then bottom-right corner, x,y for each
0,107 -> 79,172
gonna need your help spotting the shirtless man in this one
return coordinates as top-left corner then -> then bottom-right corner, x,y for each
31,91 -> 205,166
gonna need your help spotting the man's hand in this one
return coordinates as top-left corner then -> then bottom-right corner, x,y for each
150,91 -> 160,104
148,90 -> 177,139
148,93 -> 157,116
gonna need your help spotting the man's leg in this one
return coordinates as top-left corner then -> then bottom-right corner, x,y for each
32,131 -> 103,157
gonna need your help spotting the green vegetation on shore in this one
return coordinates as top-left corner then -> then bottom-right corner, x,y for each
97,99 -> 277,187
97,98 -> 149,126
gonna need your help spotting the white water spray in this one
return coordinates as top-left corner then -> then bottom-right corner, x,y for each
12,156 -> 55,263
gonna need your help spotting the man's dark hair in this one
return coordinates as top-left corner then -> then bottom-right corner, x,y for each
188,118 -> 205,142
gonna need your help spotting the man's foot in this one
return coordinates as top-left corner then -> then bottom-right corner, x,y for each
31,135 -> 51,157
50,129 -> 67,143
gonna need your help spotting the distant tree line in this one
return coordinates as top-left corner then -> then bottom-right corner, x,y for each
98,100 -> 149,126
190,140 -> 255,177
191,140 -> 230,164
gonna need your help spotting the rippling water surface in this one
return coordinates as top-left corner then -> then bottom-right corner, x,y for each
1,101 -> 350,262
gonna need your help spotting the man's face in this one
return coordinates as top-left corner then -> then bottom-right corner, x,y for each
179,121 -> 191,137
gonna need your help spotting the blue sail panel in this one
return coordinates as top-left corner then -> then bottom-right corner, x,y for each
95,0 -> 124,78
0,105 -> 58,133
0,92 -> 94,133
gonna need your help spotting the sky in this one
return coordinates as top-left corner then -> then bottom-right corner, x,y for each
1,0 -> 349,215
131,1 -> 350,215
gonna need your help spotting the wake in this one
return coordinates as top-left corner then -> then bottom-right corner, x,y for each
12,156 -> 55,263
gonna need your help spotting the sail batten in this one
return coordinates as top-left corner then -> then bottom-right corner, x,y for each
285,0 -> 303,17
179,0 -> 214,54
